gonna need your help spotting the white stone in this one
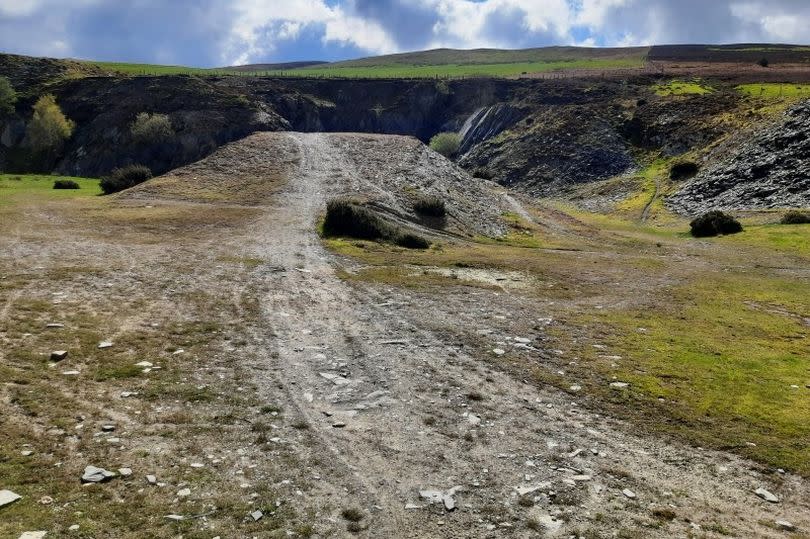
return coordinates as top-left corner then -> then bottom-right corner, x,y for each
18,532 -> 47,539
622,489 -> 636,499
755,488 -> 779,503
0,490 -> 22,508
98,341 -> 113,349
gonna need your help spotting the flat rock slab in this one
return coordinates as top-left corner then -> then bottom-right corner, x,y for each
755,487 -> 779,503
0,489 -> 22,508
19,533 -> 47,539
81,466 -> 116,483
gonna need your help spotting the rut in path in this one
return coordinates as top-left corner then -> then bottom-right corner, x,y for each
239,132 -> 807,538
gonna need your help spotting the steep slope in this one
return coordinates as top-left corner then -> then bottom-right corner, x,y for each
669,100 -> 810,214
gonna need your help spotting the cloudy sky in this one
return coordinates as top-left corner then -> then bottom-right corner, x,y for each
1,0 -> 809,66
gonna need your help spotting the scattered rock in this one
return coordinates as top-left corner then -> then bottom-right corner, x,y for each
98,341 -> 113,349
755,487 -> 779,503
68,525 -> 79,531
177,488 -> 191,498
45,323 -> 64,329
134,361 -> 153,368
101,425 -> 116,432
493,348 -> 506,356
38,496 -> 53,505
622,489 -> 637,499
165,514 -> 184,521
419,486 -> 462,511
0,489 -> 22,508
62,370 -> 80,376
610,382 -> 630,389
118,468 -> 132,477
775,520 -> 796,532
18,532 -> 47,539
146,475 -> 157,485
81,466 -> 116,483
251,510 -> 264,521
50,350 -> 68,362
21,450 -> 33,457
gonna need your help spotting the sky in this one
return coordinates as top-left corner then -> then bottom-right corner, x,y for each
1,0 -> 810,67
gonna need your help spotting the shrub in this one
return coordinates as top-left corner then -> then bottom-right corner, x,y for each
780,210 -> 810,224
322,199 -> 395,240
25,94 -> 74,152
413,194 -> 446,218
670,161 -> 699,180
395,232 -> 430,249
758,57 -> 770,68
131,112 -> 174,144
53,179 -> 79,189
429,132 -> 461,157
100,164 -> 153,194
689,211 -> 743,237
322,198 -> 430,249
0,76 -> 16,116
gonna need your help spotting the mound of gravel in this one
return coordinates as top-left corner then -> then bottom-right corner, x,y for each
668,101 -> 810,214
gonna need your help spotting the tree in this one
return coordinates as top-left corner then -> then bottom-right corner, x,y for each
25,94 -> 74,152
130,112 -> 174,144
757,57 -> 770,68
0,76 -> 16,116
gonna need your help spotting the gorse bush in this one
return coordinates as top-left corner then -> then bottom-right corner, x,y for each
690,210 -> 743,237
26,94 -> 74,151
100,164 -> 153,194
322,198 -> 430,249
429,132 -> 461,158
131,112 -> 174,144
780,210 -> 810,224
412,194 -> 446,218
53,179 -> 80,189
670,161 -> 699,180
0,76 -> 16,116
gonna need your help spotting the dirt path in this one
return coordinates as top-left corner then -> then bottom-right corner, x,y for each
239,133 -> 809,537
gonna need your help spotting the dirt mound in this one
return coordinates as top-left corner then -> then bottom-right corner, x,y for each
121,132 -> 507,238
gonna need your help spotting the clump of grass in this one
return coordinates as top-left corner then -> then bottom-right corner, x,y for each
690,211 -> 743,237
669,161 -> 699,180
323,198 -> 430,249
100,164 -> 153,195
395,233 -> 430,249
413,194 -> 446,218
323,199 -> 395,240
341,508 -> 364,522
652,508 -> 677,521
780,210 -> 810,225
53,179 -> 80,189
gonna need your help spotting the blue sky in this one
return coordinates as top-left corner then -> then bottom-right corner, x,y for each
1,0 -> 810,67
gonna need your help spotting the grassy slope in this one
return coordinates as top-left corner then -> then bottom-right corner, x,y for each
83,46 -> 649,79
324,204 -> 810,475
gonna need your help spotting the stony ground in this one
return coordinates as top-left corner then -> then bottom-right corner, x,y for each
1,133 -> 808,538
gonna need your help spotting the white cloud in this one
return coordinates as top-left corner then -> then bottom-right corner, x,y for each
222,0 -> 397,65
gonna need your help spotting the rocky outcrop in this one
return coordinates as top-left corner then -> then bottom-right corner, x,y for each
668,100 -> 810,214
458,104 -> 525,154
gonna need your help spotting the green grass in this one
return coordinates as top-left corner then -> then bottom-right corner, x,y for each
737,83 -> 810,99
653,80 -> 713,96
280,58 -> 644,79
84,46 -> 648,79
0,174 -> 101,205
576,272 -> 810,474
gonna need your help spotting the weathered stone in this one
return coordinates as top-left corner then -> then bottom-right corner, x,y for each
0,489 -> 22,508
81,466 -> 116,483
755,487 -> 779,503
50,350 -> 68,362
251,510 -> 264,521
118,468 -> 132,477
775,520 -> 795,532
18,532 -> 47,539
177,488 -> 191,498
98,341 -> 113,349
622,489 -> 636,499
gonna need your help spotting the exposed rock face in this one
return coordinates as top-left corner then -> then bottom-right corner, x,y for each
669,101 -> 810,214
458,104 -> 525,154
